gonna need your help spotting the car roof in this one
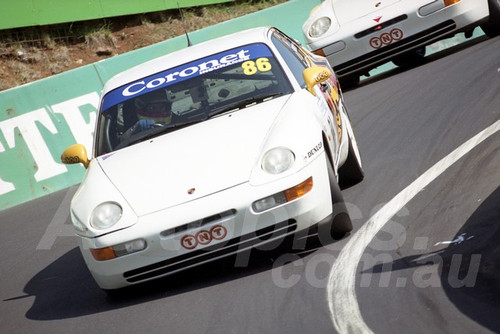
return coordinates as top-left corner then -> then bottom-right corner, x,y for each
102,26 -> 274,95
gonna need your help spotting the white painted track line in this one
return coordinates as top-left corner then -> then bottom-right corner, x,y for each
327,119 -> 500,334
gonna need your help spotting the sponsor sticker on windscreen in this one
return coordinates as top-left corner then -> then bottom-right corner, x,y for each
101,43 -> 274,111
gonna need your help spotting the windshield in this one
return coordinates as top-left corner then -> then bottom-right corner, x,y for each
95,43 -> 293,156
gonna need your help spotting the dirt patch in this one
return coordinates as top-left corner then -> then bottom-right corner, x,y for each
0,0 -> 286,92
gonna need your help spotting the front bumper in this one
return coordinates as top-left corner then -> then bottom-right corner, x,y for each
78,152 -> 333,290
306,0 -> 489,77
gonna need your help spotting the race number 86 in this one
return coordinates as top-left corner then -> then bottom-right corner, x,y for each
242,57 -> 272,75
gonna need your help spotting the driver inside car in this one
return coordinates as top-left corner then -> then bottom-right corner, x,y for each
136,89 -> 173,127
122,89 -> 173,138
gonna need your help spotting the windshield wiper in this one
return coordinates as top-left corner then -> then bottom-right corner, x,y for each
209,92 -> 284,118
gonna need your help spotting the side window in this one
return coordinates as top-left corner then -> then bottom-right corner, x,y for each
271,33 -> 307,88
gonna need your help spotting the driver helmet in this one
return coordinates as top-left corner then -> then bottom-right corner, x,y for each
136,89 -> 172,124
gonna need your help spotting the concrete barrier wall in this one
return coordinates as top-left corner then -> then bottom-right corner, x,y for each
0,0 -> 234,30
0,0 -> 321,210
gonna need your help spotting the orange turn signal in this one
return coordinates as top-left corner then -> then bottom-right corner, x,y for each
313,49 -> 326,57
252,177 -> 314,213
444,0 -> 460,6
284,177 -> 313,202
90,247 -> 117,261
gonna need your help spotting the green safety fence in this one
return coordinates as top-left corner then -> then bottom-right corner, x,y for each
0,0 -> 234,30
0,0 -> 321,210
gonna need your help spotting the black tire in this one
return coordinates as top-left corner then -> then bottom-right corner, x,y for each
338,136 -> 364,190
103,288 -> 123,299
481,0 -> 500,38
318,157 -> 353,244
339,74 -> 360,90
392,47 -> 426,67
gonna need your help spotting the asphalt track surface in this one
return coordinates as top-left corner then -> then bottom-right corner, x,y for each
1,35 -> 499,334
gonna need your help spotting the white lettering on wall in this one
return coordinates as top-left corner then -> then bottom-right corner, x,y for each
0,180 -> 15,196
0,92 -> 99,201
0,108 -> 67,182
50,92 -> 98,150
0,139 -> 15,195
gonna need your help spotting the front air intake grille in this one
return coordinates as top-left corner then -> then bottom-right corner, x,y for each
124,219 -> 297,283
336,20 -> 457,77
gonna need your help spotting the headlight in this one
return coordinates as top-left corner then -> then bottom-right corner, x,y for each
309,17 -> 331,38
90,202 -> 122,230
262,147 -> 295,174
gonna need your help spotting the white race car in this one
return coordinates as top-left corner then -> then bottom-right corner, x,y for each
302,0 -> 500,85
61,27 -> 364,291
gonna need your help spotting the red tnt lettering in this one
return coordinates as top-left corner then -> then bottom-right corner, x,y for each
390,28 -> 403,41
181,234 -> 197,249
369,37 -> 382,49
180,225 -> 228,250
211,225 -> 228,240
196,230 -> 212,245
380,33 -> 392,45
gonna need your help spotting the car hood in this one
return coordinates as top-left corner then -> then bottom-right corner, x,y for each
331,0 -> 401,25
96,95 -> 291,216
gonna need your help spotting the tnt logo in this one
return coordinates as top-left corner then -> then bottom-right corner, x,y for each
180,225 -> 228,250
369,28 -> 404,49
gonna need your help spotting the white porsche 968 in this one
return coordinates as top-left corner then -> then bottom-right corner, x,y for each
62,27 -> 364,290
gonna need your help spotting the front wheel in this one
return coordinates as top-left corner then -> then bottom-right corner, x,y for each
481,0 -> 500,37
339,75 -> 360,90
318,158 -> 353,243
338,135 -> 364,190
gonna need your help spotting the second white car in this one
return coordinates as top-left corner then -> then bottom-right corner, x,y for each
303,0 -> 499,85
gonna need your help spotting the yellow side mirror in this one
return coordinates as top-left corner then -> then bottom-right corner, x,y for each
61,144 -> 90,169
303,66 -> 332,96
